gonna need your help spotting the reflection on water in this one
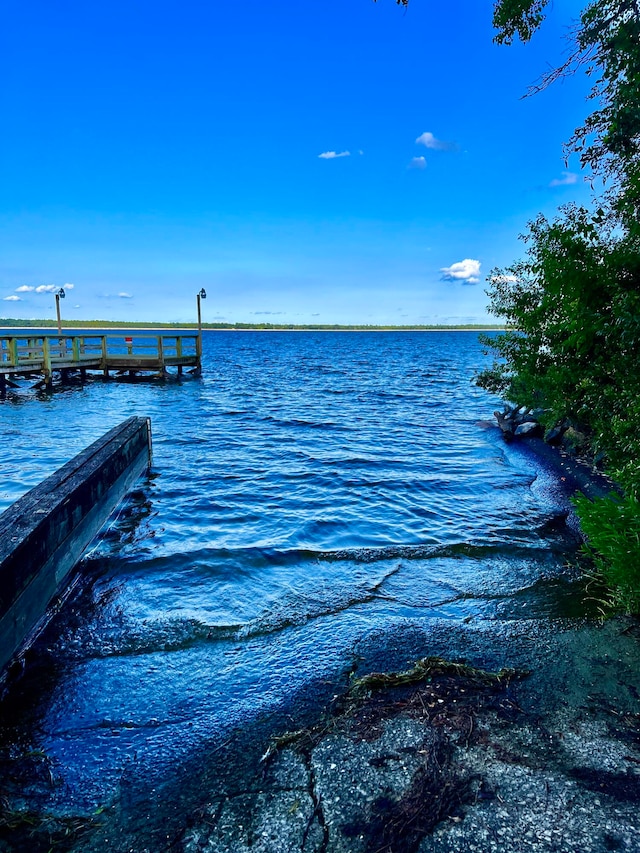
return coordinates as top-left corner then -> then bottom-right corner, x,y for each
0,332 -> 589,821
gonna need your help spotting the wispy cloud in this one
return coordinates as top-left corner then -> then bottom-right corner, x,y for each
3,295 -> 21,301
408,156 -> 427,170
550,171 -> 578,187
416,131 -> 457,152
118,292 -> 132,299
489,274 -> 519,284
28,283 -> 74,294
440,258 -> 481,285
318,150 -> 350,159
250,310 -> 285,316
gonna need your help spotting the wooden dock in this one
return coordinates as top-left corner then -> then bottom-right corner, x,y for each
0,331 -> 202,390
0,417 -> 152,676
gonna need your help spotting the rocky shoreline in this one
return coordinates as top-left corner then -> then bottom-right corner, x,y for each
493,405 -> 618,502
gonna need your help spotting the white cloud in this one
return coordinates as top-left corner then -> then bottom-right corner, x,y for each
416,131 -> 457,152
318,150 -> 350,159
440,258 -> 481,285
63,283 -> 75,290
408,156 -> 427,170
35,284 -> 58,293
118,292 -> 133,298
489,274 -> 519,284
3,295 -> 21,301
550,171 -> 578,187
15,285 -> 34,293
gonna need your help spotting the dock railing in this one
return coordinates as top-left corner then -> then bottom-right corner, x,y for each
0,332 -> 201,385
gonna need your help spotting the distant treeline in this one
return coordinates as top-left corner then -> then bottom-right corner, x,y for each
0,318 -> 503,331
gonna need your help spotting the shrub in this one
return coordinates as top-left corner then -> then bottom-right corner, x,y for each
573,491 -> 640,614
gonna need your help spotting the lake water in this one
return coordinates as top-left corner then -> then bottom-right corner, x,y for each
0,331 -> 588,841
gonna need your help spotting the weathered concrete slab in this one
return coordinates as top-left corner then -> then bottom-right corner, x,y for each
0,416 -> 152,673
175,625 -> 640,853
182,747 -> 324,853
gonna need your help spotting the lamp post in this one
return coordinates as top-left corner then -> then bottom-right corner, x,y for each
55,287 -> 66,336
197,288 -> 206,360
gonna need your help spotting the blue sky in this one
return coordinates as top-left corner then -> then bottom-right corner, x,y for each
1,0 -> 592,325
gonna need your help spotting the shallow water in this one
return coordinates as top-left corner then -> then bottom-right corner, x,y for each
0,331 -> 587,820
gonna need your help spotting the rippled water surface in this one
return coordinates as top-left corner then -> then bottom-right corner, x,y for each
0,331 -> 584,815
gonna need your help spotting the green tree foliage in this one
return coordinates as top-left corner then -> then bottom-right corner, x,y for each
478,206 -> 640,492
492,0 -> 550,44
481,0 -> 640,610
494,0 -> 640,215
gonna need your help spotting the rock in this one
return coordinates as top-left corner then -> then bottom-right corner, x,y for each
544,425 -> 566,445
494,411 -> 515,436
514,421 -> 543,438
562,427 -> 588,455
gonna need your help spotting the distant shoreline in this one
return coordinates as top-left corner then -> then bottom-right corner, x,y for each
0,321 -> 504,333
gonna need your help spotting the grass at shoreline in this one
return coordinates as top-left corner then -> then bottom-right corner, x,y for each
0,318 -> 503,332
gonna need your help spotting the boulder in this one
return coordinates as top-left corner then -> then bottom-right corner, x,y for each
514,421 -> 543,438
544,425 -> 566,445
494,410 -> 515,436
562,427 -> 588,455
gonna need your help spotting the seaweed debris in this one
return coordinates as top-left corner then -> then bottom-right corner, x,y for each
348,655 -> 526,697
262,655 -> 529,762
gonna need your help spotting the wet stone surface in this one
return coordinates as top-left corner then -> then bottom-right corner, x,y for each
178,623 -> 640,853
182,750 -> 324,853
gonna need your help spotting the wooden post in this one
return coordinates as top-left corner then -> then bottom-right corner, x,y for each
42,337 -> 52,387
55,294 -> 63,335
197,294 -> 202,361
101,336 -> 109,378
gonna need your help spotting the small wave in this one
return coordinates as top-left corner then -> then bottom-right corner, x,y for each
260,416 -> 349,430
58,615 -> 242,660
100,532 -> 570,581
237,565 -> 400,640
58,566 -> 401,659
